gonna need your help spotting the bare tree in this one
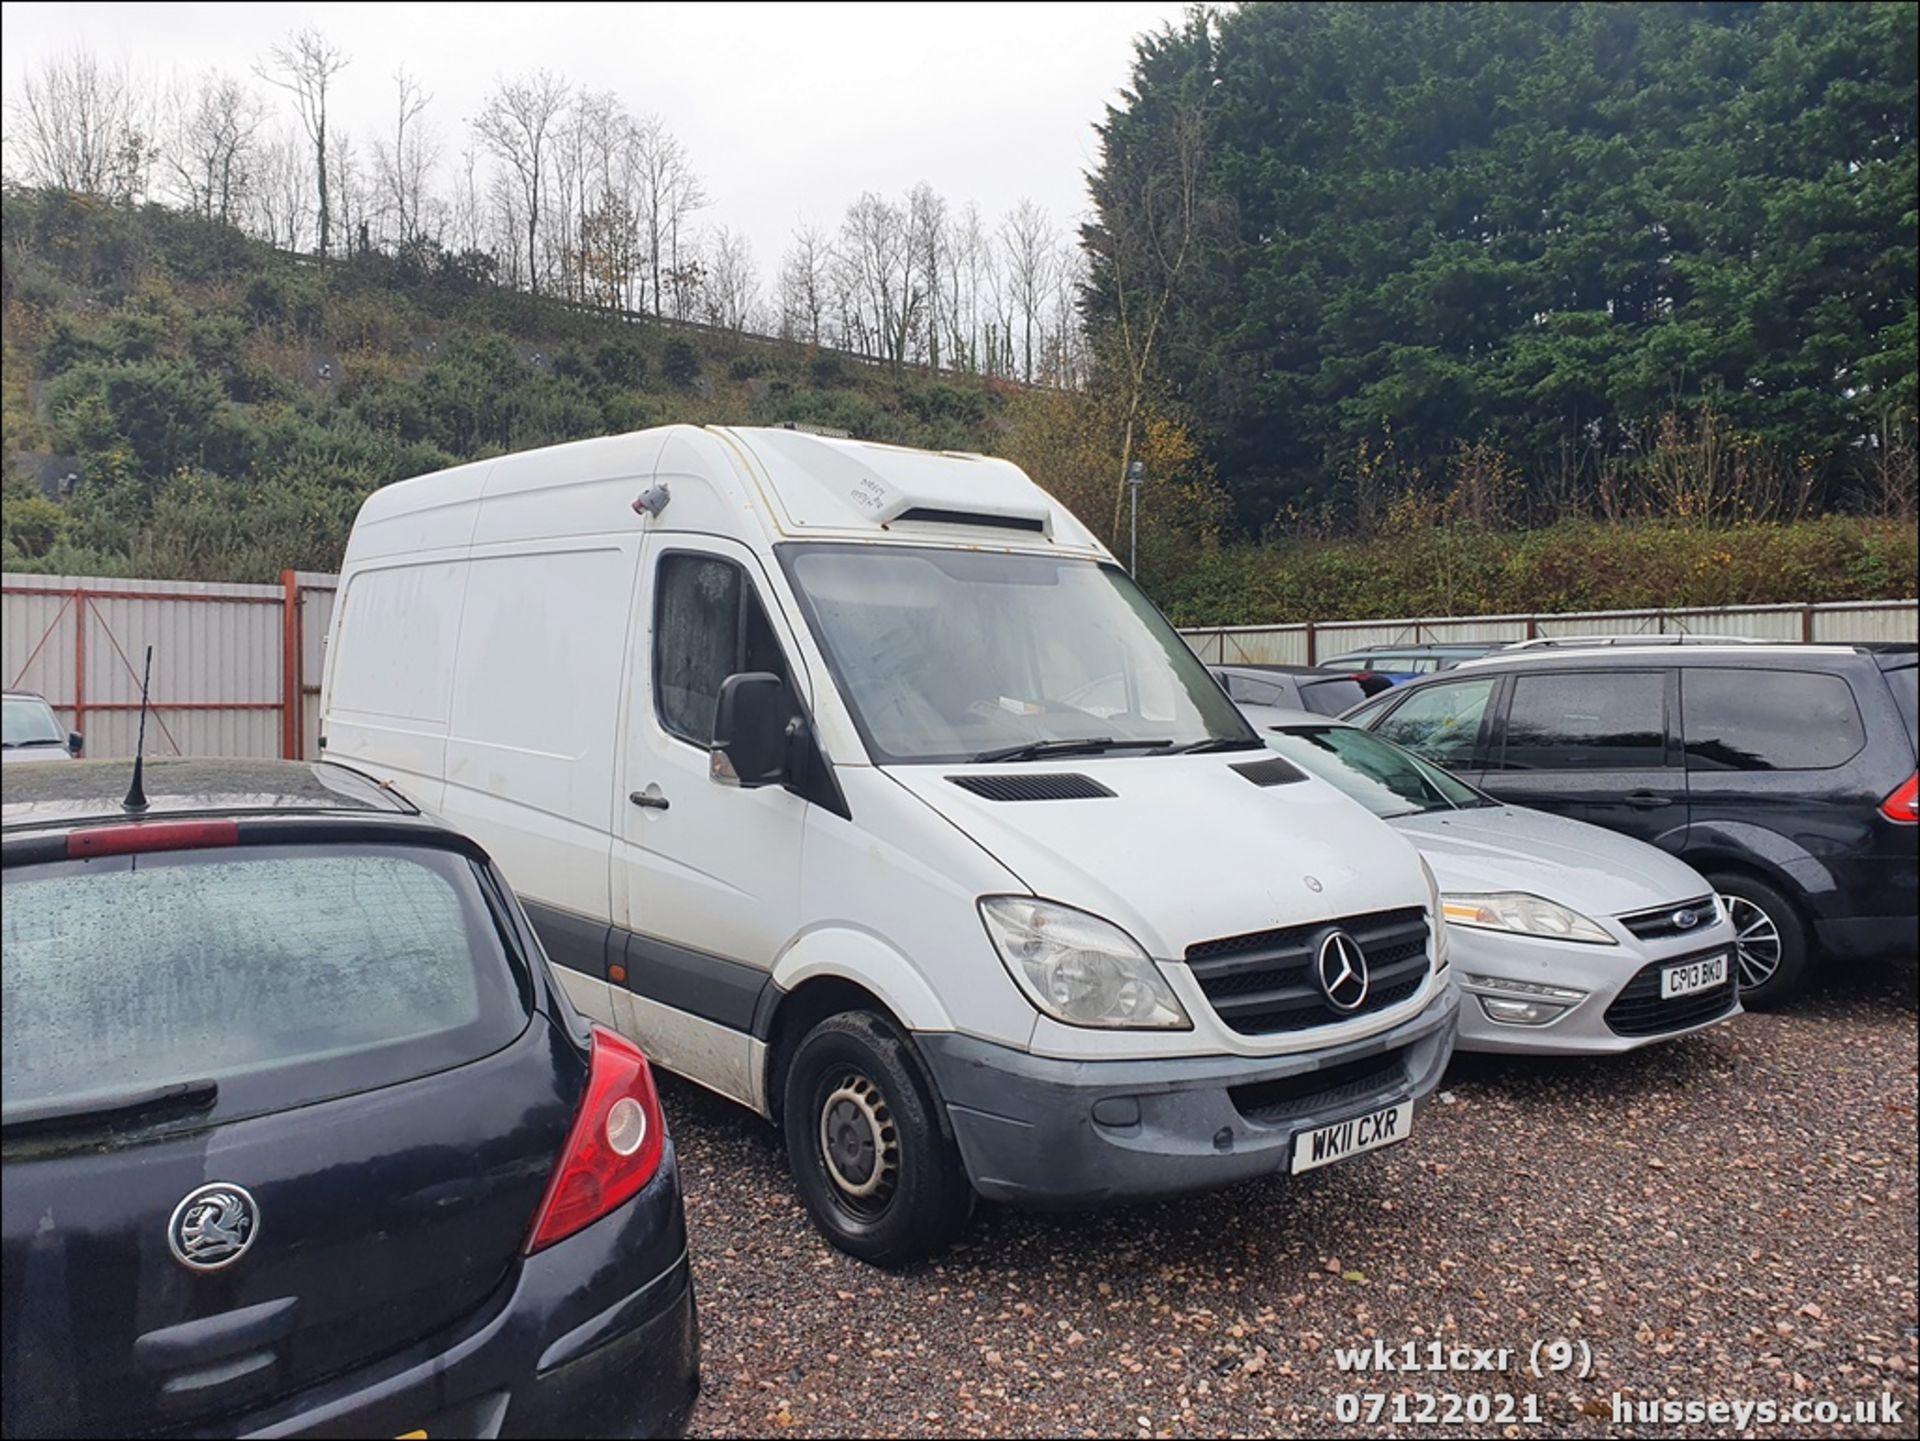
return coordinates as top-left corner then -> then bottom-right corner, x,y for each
474,70 -> 568,294
568,89 -> 636,307
778,225 -> 832,344
1094,103 -> 1211,530
328,127 -> 370,255
839,192 -> 920,368
250,128 -> 313,250
705,227 -> 758,331
943,202 -> 989,373
373,68 -> 437,251
7,48 -> 152,200
163,69 -> 264,225
908,182 -> 947,368
487,164 -> 527,288
449,144 -> 485,258
1001,199 -> 1054,384
1042,242 -> 1089,387
631,117 -> 707,317
254,28 -> 350,257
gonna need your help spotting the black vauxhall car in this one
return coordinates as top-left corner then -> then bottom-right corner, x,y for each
1344,643 -> 1919,1007
0,759 -> 698,1438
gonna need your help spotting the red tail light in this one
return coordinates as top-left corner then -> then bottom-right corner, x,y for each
66,820 -> 240,858
525,1027 -> 666,1253
1881,773 -> 1919,825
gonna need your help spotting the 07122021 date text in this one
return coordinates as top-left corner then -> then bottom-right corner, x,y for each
1333,1392 -> 1547,1426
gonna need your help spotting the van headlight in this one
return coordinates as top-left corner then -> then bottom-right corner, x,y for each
978,897 -> 1191,1030
1441,893 -> 1616,945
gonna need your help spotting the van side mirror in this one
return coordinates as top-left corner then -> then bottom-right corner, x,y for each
67,731 -> 83,757
711,672 -> 794,788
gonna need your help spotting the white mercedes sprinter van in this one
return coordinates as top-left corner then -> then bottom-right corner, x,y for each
322,425 -> 1458,1264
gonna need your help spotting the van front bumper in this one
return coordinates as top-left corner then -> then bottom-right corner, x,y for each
917,985 -> 1457,1208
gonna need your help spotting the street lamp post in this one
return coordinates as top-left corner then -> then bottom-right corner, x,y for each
1127,458 -> 1145,574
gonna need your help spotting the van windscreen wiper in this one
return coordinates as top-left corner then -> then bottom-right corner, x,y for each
1,1078 -> 218,1137
1166,736 -> 1268,754
969,737 -> 1171,764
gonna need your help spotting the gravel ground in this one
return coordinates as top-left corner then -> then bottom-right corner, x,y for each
666,957 -> 1917,1439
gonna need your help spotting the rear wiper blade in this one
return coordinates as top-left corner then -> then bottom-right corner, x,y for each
969,737 -> 1171,763
2,1079 -> 218,1136
1167,736 -> 1269,754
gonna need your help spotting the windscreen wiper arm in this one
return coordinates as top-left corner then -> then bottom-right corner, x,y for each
1166,736 -> 1269,754
969,737 -> 1171,763
1,1078 -> 218,1136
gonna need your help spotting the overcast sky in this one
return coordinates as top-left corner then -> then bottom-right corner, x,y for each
1,1 -> 1190,268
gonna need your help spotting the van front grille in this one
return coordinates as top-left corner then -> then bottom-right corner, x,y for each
1183,907 -> 1431,1035
1229,1047 -> 1410,1126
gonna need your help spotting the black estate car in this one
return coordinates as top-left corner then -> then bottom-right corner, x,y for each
1344,644 -> 1918,1007
1,759 -> 698,1438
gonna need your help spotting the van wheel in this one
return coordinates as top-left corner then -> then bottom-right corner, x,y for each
1712,874 -> 1807,1010
782,1011 -> 972,1267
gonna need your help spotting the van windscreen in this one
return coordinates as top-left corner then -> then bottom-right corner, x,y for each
781,545 -> 1253,764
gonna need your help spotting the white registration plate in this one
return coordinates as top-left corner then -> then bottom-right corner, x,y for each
1290,1101 -> 1414,1175
1660,952 -> 1729,999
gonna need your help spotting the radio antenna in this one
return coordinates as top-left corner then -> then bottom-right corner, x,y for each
123,645 -> 153,813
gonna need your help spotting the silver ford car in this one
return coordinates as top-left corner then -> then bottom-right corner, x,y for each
1235,705 -> 1742,1055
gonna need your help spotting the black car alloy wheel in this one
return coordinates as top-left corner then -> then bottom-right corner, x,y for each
1723,893 -> 1783,991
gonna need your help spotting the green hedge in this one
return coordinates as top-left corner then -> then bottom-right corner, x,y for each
1160,519 -> 1920,627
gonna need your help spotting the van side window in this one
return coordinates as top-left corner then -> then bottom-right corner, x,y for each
1683,668 -> 1865,771
654,554 -> 789,747
1502,670 -> 1667,771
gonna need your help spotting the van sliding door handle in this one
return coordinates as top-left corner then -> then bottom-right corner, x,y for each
629,790 -> 670,811
1624,790 -> 1673,809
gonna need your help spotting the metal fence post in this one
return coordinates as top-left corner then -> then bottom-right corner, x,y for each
73,587 -> 86,743
280,569 -> 302,758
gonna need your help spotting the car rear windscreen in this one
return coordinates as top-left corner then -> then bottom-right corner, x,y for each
1300,677 -> 1369,715
2,842 -> 528,1126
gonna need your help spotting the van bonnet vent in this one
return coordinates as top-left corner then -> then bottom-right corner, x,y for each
1232,757 -> 1307,786
946,773 -> 1116,802
894,506 -> 1047,534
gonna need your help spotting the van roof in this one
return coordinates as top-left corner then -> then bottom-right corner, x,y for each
344,425 -> 1106,561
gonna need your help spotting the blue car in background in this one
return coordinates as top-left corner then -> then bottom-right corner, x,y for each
1319,642 -> 1505,684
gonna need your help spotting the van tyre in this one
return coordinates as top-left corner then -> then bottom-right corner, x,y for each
782,1011 -> 972,1267
1712,873 -> 1807,1009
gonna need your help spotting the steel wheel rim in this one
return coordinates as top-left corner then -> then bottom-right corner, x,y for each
817,1071 -> 899,1217
1722,894 -> 1782,991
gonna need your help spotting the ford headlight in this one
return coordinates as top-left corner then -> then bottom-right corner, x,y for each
979,897 -> 1191,1029
1441,892 -> 1616,945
